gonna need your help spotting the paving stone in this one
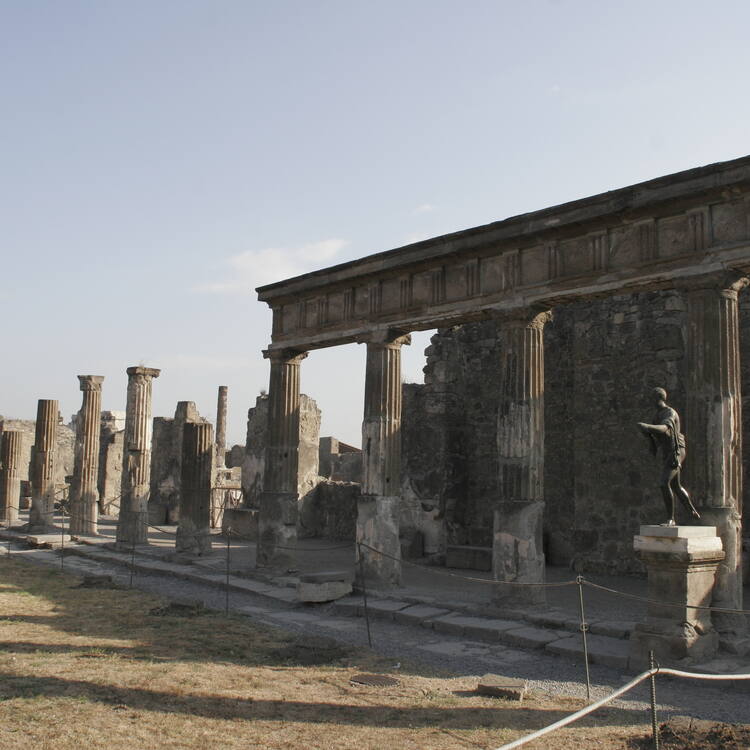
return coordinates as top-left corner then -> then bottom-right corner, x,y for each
428,614 -> 520,641
417,641 -> 478,657
545,633 -> 630,670
362,599 -> 411,619
297,579 -> 352,603
500,626 -> 567,649
393,605 -> 451,625
476,674 -> 528,700
526,610 -> 584,633
330,597 -> 364,616
590,620 -> 635,639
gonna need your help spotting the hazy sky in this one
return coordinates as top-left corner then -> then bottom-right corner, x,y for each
2,0 -> 750,447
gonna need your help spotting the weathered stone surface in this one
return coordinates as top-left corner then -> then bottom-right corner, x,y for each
176,422 -> 214,556
116,366 -> 160,547
299,480 -> 358,540
29,399 -> 58,531
392,605 -> 451,625
446,545 -> 491,571
297,577 -> 352,602
221,506 -> 257,540
547,634 -> 630,670
215,385 -> 228,468
98,411 -> 124,514
69,375 -> 104,536
476,674 -> 528,700
0,430 -> 22,525
629,525 -> 724,669
499,626 -> 566,649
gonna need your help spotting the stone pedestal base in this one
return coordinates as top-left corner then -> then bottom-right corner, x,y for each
221,507 -> 258,541
356,495 -> 400,588
492,501 -> 545,606
297,571 -> 352,602
629,525 -> 724,670
257,491 -> 297,570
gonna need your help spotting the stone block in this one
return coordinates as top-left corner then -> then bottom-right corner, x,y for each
428,614 -> 520,641
499,626 -> 566,650
546,634 -> 630,670
446,545 -> 492,571
392,605 -> 451,625
476,674 -> 528,700
221,507 -> 258,541
634,525 -> 723,555
330,597 -> 364,616
297,579 -> 352,603
361,599 -> 410,619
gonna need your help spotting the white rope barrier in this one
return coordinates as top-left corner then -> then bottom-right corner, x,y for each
494,667 -> 750,750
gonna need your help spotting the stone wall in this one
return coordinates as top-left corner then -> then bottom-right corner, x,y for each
98,411 -> 124,513
400,288 -> 749,575
298,480 -> 358,540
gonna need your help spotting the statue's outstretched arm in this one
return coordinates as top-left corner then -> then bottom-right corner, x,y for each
637,422 -> 668,436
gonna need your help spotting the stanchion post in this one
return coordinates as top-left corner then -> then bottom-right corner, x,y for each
129,512 -> 136,588
60,506 -> 65,570
649,650 -> 660,750
576,575 -> 591,701
225,528 -> 231,615
357,542 -> 373,648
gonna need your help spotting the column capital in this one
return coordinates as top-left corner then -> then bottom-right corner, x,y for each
78,375 -> 105,392
493,306 -> 552,330
262,348 -> 308,364
680,271 -> 750,298
356,329 -> 412,348
126,366 -> 161,379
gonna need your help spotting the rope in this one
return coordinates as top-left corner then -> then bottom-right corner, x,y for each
494,667 -> 750,750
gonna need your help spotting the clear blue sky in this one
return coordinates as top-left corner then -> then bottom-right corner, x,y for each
2,0 -> 749,447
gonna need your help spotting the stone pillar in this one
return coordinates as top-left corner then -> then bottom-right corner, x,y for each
0,431 -> 23,525
684,275 -> 748,639
492,309 -> 551,605
116,366 -> 160,547
69,375 -> 104,536
29,399 -> 59,531
216,385 -> 228,468
356,332 -> 410,588
629,525 -> 725,669
176,422 -> 213,556
257,349 -> 307,569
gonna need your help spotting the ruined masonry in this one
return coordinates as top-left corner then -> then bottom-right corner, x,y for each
28,399 -> 58,531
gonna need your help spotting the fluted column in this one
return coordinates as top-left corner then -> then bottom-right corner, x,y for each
492,309 -> 551,605
684,274 -> 748,638
257,349 -> 307,568
70,375 -> 104,536
356,332 -> 410,588
215,385 -> 228,468
177,422 -> 214,556
29,399 -> 59,531
116,366 -> 160,547
0,430 -> 23,526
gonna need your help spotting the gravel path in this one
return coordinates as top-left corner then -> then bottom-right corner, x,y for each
7,543 -> 750,728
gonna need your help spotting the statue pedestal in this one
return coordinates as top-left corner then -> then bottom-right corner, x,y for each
629,525 -> 724,670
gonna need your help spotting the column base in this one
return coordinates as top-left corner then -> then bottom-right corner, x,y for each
629,525 -> 724,669
175,520 -> 212,557
257,491 -> 297,570
356,495 -> 401,589
492,501 -> 546,606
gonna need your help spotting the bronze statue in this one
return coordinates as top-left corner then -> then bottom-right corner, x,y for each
637,387 -> 700,526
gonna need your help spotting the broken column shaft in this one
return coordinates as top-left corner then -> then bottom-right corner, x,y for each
215,385 -> 228,468
357,332 -> 410,588
116,366 -> 160,547
70,375 -> 104,536
258,349 -> 307,568
29,399 -> 59,531
176,422 -> 214,556
493,309 -> 551,605
0,430 -> 23,525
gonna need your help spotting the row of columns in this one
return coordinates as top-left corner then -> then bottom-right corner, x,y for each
257,274 -> 745,624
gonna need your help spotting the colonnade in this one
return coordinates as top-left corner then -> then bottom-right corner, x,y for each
256,273 -> 745,628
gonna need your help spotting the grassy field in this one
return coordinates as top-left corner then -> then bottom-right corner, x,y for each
0,555 -> 745,750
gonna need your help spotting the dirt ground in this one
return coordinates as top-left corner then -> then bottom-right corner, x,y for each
0,556 -> 746,750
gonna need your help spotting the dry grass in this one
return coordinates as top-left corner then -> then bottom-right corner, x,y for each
0,556 -> 734,749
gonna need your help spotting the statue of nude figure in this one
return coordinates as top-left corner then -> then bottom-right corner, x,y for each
637,387 -> 701,526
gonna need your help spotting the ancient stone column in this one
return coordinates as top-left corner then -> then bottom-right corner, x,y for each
29,399 -> 59,531
356,332 -> 411,588
684,274 -> 748,639
69,375 -> 104,536
492,309 -> 551,605
216,385 -> 228,468
116,366 -> 160,547
176,422 -> 214,556
0,430 -> 23,526
257,349 -> 307,568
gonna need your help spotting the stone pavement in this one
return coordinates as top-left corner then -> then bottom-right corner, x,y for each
1,510 -> 749,678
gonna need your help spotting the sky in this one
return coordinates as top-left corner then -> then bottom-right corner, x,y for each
2,0 -> 750,448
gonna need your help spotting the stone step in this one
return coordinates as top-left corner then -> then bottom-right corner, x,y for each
545,632 -> 631,670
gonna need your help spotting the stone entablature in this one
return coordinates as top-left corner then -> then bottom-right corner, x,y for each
259,157 -> 750,351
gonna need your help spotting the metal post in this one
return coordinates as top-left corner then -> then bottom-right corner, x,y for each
225,528 -> 231,615
576,575 -> 591,701
649,650 -> 660,750
357,542 -> 373,648
129,512 -> 136,588
60,506 -> 65,570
